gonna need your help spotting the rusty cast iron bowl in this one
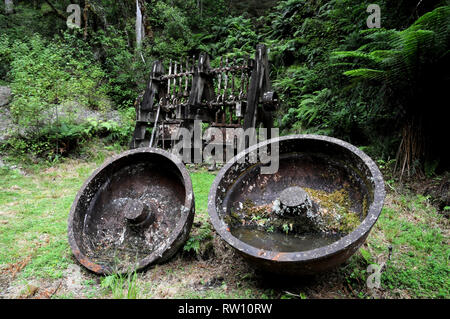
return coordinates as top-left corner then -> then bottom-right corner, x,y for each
68,148 -> 194,274
208,135 -> 385,276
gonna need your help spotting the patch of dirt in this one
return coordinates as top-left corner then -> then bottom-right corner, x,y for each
3,257 -> 31,279
408,172 -> 450,214
137,234 -> 255,298
0,276 -> 64,299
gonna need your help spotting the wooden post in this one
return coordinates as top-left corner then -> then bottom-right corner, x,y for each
244,44 -> 270,131
141,61 -> 164,111
130,61 -> 164,148
188,53 -> 214,107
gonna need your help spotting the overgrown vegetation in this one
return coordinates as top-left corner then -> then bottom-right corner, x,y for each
1,0 -> 449,176
1,0 -> 448,179
101,271 -> 140,299
0,30 -> 135,160
332,6 -> 450,178
267,0 -> 449,178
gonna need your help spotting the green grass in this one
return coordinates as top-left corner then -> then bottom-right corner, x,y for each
176,287 -> 266,299
0,162 -> 217,281
0,161 -> 97,279
100,271 -> 140,299
184,170 -> 216,255
375,205 -> 449,298
190,171 -> 216,220
363,194 -> 449,298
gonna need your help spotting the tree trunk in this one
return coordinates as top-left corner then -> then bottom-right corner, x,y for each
135,0 -> 146,63
197,0 -> 203,17
84,1 -> 89,40
136,0 -> 145,48
5,0 -> 13,14
394,116 -> 425,181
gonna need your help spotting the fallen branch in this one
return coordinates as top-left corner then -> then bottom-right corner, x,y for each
283,290 -> 305,298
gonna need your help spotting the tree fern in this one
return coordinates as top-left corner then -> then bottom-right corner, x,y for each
342,68 -> 384,81
332,5 -> 450,176
331,50 -> 385,64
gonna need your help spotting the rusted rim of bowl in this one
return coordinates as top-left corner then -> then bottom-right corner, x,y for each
68,147 -> 194,274
208,134 -> 385,263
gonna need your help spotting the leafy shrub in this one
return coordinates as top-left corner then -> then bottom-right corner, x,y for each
0,34 -> 116,159
144,1 -> 195,59
101,271 -> 140,299
91,28 -> 144,109
183,222 -> 213,257
331,6 -> 450,172
209,15 -> 260,57
7,35 -> 109,128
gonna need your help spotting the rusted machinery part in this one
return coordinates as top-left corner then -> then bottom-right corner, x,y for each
208,134 -> 385,276
68,148 -> 195,275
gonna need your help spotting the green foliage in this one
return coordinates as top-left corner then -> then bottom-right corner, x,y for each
268,0 -> 381,144
1,0 -> 449,170
332,6 -> 450,87
359,247 -> 374,264
281,223 -> 290,234
0,2 -> 67,41
0,32 -> 138,159
208,15 -> 260,57
377,205 -> 449,298
266,0 -> 449,167
1,117 -> 132,161
101,271 -> 140,299
144,1 -> 195,60
3,34 -> 108,124
0,35 -> 13,81
106,107 -> 136,145
91,28 -> 143,109
331,5 -> 450,168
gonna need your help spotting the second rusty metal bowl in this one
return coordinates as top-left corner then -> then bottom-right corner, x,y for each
208,135 -> 385,276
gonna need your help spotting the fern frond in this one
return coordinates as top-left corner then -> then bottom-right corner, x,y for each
329,62 -> 357,68
331,51 -> 383,64
343,68 -> 385,81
